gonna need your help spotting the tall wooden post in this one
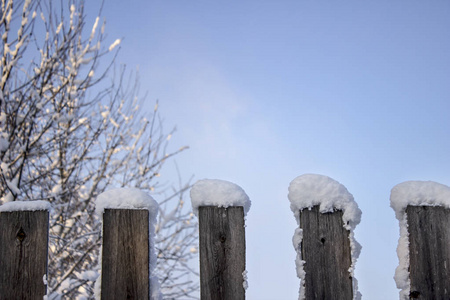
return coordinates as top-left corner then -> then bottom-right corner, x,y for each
0,210 -> 49,300
407,205 -> 450,299
199,206 -> 246,300
300,206 -> 353,300
100,209 -> 150,299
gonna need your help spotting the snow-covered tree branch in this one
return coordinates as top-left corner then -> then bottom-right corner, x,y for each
0,0 -> 198,298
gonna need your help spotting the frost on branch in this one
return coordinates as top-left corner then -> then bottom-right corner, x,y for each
0,0 -> 195,298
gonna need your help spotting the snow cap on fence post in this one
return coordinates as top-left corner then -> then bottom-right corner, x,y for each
390,181 -> 450,300
190,179 -> 251,215
288,174 -> 362,300
0,200 -> 52,212
94,188 -> 161,300
191,179 -> 250,298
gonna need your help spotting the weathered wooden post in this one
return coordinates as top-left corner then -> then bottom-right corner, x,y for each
101,209 -> 149,299
190,179 -> 251,300
300,206 -> 353,299
95,188 -> 159,300
0,201 -> 51,300
391,181 -> 450,299
199,206 -> 246,300
407,206 -> 450,299
288,174 -> 362,300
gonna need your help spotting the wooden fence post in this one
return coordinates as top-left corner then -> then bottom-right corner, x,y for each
199,206 -> 246,300
100,209 -> 150,299
0,210 -> 49,300
407,205 -> 450,299
300,206 -> 353,300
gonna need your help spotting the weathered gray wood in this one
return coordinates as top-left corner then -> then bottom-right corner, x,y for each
300,206 -> 353,300
101,209 -> 150,300
199,206 -> 246,300
0,210 -> 49,300
407,205 -> 450,299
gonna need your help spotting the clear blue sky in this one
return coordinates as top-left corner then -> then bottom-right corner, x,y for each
92,1 -> 450,299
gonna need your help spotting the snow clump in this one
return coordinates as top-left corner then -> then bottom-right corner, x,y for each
95,188 -> 158,218
288,174 -> 362,300
0,200 -> 51,212
190,179 -> 251,216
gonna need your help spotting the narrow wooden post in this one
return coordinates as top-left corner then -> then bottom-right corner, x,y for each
100,209 -> 150,300
199,206 -> 246,300
300,206 -> 353,299
0,210 -> 49,300
407,205 -> 450,299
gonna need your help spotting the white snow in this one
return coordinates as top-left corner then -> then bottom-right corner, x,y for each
94,188 -> 160,300
78,270 -> 99,281
190,179 -> 251,215
95,188 -> 158,218
288,174 -> 362,300
0,134 -> 9,152
390,180 -> 450,300
5,177 -> 21,196
0,200 -> 51,212
242,270 -> 249,290
108,39 -> 121,51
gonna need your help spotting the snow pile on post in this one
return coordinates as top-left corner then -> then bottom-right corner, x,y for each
94,188 -> 161,300
390,181 -> 450,300
0,200 -> 51,212
288,174 -> 362,300
95,188 -> 159,217
190,179 -> 251,215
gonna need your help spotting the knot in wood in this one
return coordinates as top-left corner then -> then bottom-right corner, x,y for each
219,234 -> 226,243
16,227 -> 26,242
410,291 -> 420,298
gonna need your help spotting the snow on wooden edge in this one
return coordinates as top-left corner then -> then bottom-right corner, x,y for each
0,200 -> 51,212
288,174 -> 362,300
190,179 -> 251,216
95,188 -> 158,220
94,188 -> 161,300
390,180 -> 450,300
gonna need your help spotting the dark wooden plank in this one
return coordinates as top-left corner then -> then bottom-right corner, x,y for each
407,205 -> 450,299
300,206 -> 353,300
199,206 -> 246,300
0,210 -> 49,300
101,209 -> 149,300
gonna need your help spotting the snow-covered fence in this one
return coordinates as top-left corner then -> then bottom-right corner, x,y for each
1,179 -> 449,300
0,189 -> 160,300
0,201 -> 51,299
191,179 -> 251,300
289,174 -> 362,300
391,181 -> 450,299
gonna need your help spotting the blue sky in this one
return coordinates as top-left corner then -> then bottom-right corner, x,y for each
93,1 -> 450,299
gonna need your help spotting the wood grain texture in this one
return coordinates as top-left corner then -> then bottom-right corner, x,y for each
300,206 -> 353,300
407,206 -> 450,299
0,210 -> 49,300
101,209 -> 149,300
199,206 -> 246,300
